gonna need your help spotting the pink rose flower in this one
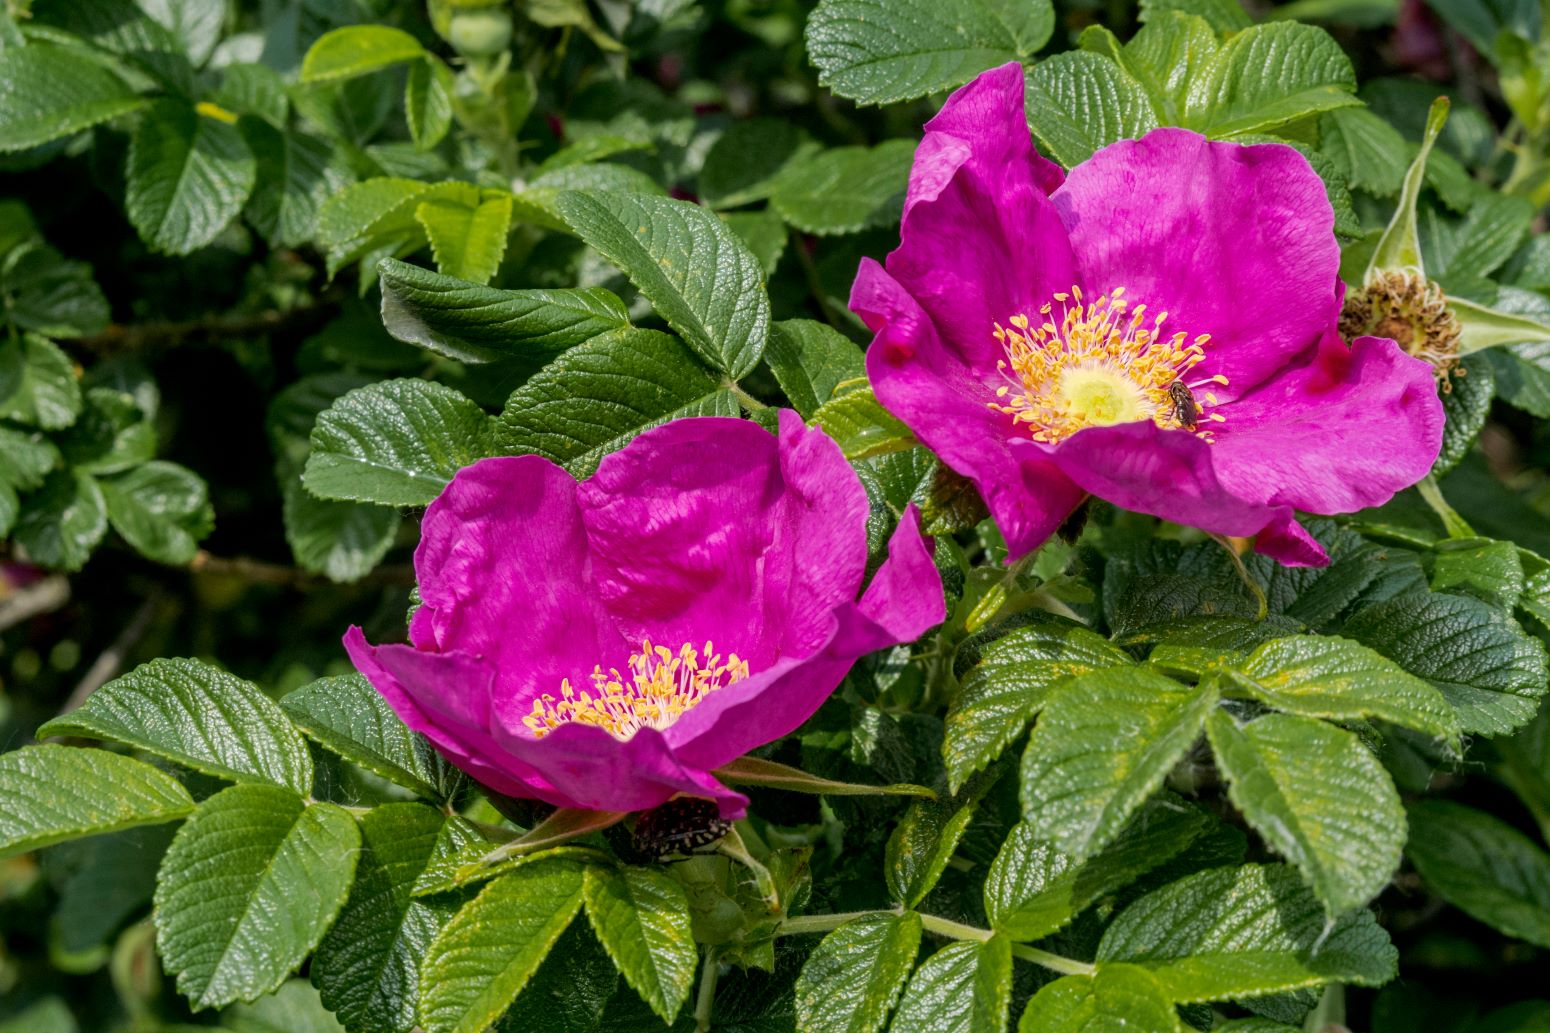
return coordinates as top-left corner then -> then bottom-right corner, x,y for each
345,412 -> 943,817
853,63 -> 1444,566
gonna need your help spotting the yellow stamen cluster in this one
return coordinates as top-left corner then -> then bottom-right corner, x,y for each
523,639 -> 750,741
989,286 -> 1227,444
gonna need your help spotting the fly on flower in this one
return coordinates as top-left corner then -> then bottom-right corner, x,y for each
343,412 -> 944,818
851,62 -> 1445,567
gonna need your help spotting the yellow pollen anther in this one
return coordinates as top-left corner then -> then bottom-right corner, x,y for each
987,285 -> 1221,444
523,639 -> 750,742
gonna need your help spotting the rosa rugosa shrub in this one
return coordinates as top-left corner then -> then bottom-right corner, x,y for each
3,1 -> 1550,1032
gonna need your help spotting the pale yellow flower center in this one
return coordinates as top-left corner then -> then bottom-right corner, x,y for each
989,285 -> 1227,444
523,639 -> 750,741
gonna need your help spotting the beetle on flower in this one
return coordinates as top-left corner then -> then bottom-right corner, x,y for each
852,62 -> 1445,567
344,412 -> 943,818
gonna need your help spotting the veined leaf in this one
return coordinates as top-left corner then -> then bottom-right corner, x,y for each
313,804 -> 459,1033
582,866 -> 698,1025
1183,22 -> 1359,137
0,45 -> 146,152
805,0 -> 1054,106
99,460 -> 214,566
555,191 -> 769,378
763,319 -> 865,419
300,26 -> 425,84
155,784 -> 360,1010
126,100 -> 257,255
947,616 -> 1134,793
811,387 -> 915,460
0,333 -> 82,430
1407,799 -> 1550,948
40,657 -> 313,795
1019,964 -> 1182,1033
893,936 -> 1012,1033
495,327 -> 735,477
1207,712 -> 1405,916
794,912 -> 921,1033
1025,51 -> 1159,168
378,258 -> 629,364
1097,864 -> 1398,1001
281,674 -> 462,804
0,745 -> 193,859
419,858 -> 587,1033
769,140 -> 915,236
13,470 -> 106,572
1020,667 -> 1216,861
416,192 -> 513,285
303,379 -> 495,507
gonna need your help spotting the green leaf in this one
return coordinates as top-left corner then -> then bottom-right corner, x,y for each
0,241 -> 111,338
1182,23 -> 1359,137
0,44 -> 146,152
1435,193 -> 1535,283
985,799 -> 1209,942
794,912 -> 922,1033
406,58 -> 454,151
1025,51 -> 1160,167
281,674 -> 462,803
1432,536 -> 1524,610
1406,799 -> 1550,948
99,460 -> 214,565
126,100 -> 257,255
242,122 -> 346,249
39,657 -> 314,795
582,866 -> 698,1024
723,208 -> 789,278
886,791 -> 982,908
805,0 -> 1054,106
763,319 -> 866,419
13,470 -> 106,571
418,192 -> 513,285
892,936 -> 1012,1033
1097,864 -> 1398,1000
555,191 -> 769,378
0,333 -> 82,429
769,140 -> 915,236
700,119 -> 814,209
155,784 -> 360,1010
282,484 -> 401,584
379,258 -> 629,364
1207,712 -> 1404,916
947,617 -> 1134,793
419,858 -> 587,1033
1433,353 -> 1493,476
1369,97 -> 1449,278
303,379 -> 495,506
1018,964 -> 1182,1033
1342,590 -> 1549,735
714,755 -> 934,799
56,386 -> 155,475
1020,668 -> 1216,861
300,26 -> 426,83
225,980 -> 346,1033
495,327 -> 735,476
1319,107 -> 1410,196
1454,294 -> 1550,355
313,804 -> 459,1033
811,387 -> 915,460
0,745 -> 193,858
316,179 -> 473,279
1140,0 -> 1252,31
1217,635 -> 1459,742
510,163 -> 666,233
0,998 -> 76,1033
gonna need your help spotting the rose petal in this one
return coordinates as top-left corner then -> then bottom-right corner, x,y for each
1051,128 -> 1341,397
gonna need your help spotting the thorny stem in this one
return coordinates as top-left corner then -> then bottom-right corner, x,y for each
1417,474 -> 1475,539
1209,534 -> 1267,621
775,908 -> 1095,976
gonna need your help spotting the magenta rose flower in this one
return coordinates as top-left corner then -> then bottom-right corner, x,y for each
344,412 -> 943,818
852,62 -> 1444,567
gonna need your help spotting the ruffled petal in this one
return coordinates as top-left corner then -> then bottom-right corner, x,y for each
765,410 -> 872,656
1209,333 -> 1444,514
1047,421 -> 1327,566
343,627 -> 563,803
578,417 -> 787,667
1051,129 -> 1341,397
856,258 -> 1086,559
490,721 -> 750,818
886,61 -> 1078,371
665,506 -> 945,770
413,455 -> 624,707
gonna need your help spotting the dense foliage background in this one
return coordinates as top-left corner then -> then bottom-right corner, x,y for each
5,0 -> 1550,1030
